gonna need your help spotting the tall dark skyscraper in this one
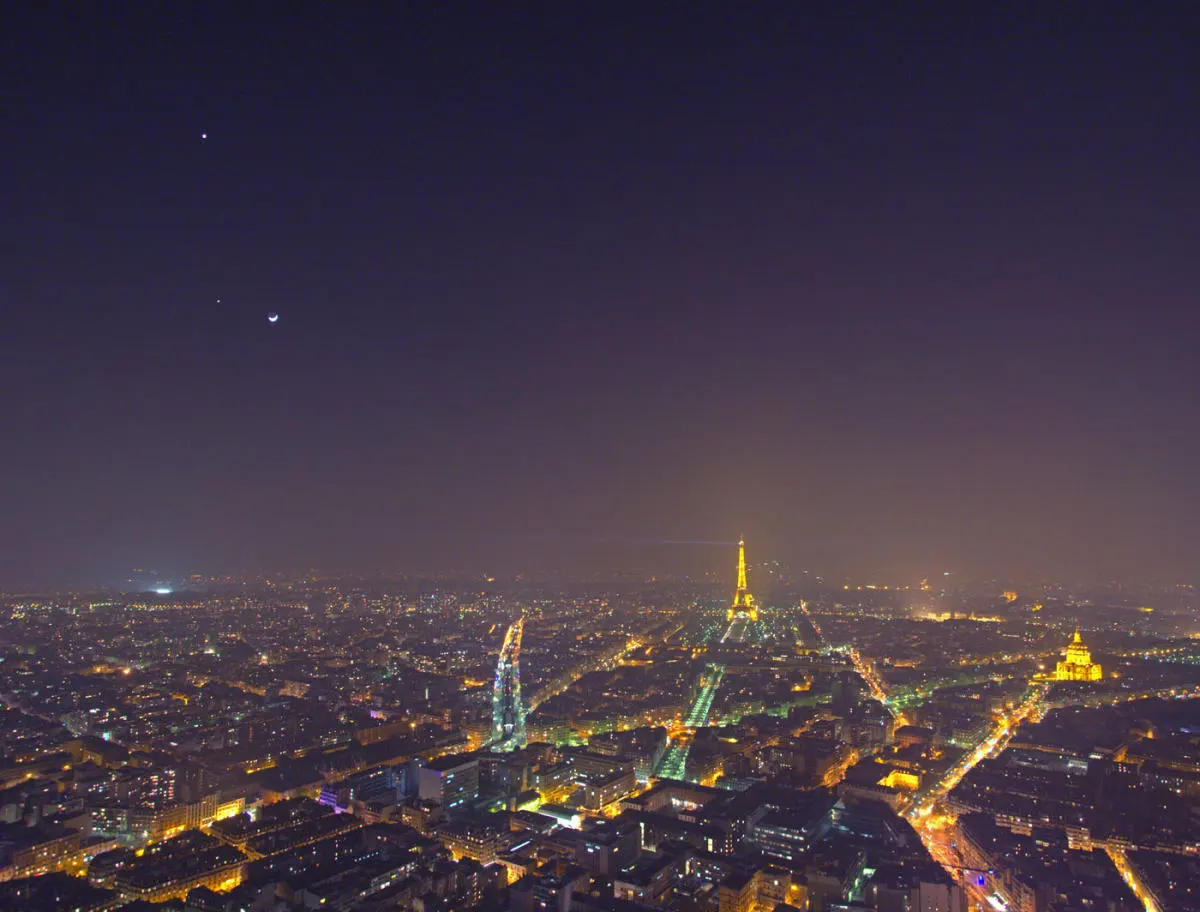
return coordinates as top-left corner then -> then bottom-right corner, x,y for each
307,590 -> 328,620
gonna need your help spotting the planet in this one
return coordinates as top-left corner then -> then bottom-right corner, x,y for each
201,132 -> 208,140
267,313 -> 279,323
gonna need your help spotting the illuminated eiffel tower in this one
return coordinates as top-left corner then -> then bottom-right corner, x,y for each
726,538 -> 757,622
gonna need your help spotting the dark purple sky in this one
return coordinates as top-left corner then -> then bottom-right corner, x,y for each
3,4 -> 1199,587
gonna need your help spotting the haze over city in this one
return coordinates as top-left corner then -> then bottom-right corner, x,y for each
6,4 -> 1200,588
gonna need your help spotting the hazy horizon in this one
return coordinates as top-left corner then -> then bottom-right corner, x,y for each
5,5 -> 1200,589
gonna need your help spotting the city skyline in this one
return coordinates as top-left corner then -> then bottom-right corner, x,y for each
5,533 -> 1198,595
1,551 -> 1195,910
5,6 -> 1200,909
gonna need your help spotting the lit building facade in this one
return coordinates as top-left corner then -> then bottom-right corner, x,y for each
418,754 -> 480,813
1054,630 -> 1102,682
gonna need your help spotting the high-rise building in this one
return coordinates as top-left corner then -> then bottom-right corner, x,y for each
727,538 -> 757,622
306,590 -> 328,619
418,754 -> 480,813
492,616 -> 526,750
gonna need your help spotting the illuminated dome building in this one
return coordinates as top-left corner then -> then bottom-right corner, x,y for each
1054,629 -> 1102,682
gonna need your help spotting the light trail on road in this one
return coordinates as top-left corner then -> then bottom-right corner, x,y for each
905,683 -> 1047,912
659,664 -> 727,779
527,636 -> 641,712
908,683 -> 1046,822
657,618 -> 743,780
846,646 -> 910,726
1106,845 -> 1161,912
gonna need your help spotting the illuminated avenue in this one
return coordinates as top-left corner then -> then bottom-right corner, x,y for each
1,544 -> 1199,911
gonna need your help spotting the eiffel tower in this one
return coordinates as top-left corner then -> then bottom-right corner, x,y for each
727,538 -> 757,622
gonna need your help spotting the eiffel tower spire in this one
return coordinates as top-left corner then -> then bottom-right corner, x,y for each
728,538 -> 757,621
734,538 -> 749,605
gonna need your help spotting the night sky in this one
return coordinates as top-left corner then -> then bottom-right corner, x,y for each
4,5 -> 1200,587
